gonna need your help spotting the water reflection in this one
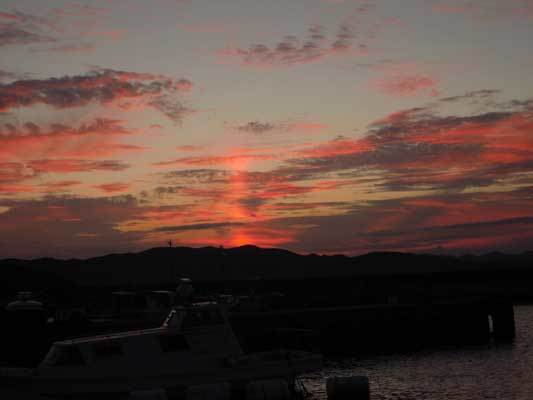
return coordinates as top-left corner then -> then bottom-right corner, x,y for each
302,305 -> 533,399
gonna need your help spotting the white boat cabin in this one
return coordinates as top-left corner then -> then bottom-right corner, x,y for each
40,303 -> 243,373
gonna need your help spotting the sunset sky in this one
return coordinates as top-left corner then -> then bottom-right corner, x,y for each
1,0 -> 533,258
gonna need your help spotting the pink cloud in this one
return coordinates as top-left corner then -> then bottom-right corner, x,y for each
52,4 -> 109,17
0,69 -> 194,122
0,10 -> 58,47
234,120 -> 328,135
0,196 -> 147,258
216,21 -> 367,68
177,22 -> 230,34
0,12 -> 20,21
174,79 -> 194,92
87,29 -> 127,41
384,108 -> 533,169
432,3 -> 476,15
277,91 -> 533,201
367,62 -> 441,97
35,42 -> 96,53
371,73 -> 440,97
176,145 -> 204,152
287,121 -> 329,134
432,1 -> 533,21
403,193 -> 533,229
0,162 -> 33,185
297,137 -> 375,158
370,107 -> 424,125
321,0 -> 347,4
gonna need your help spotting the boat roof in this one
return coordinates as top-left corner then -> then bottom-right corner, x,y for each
55,326 -> 167,346
54,303 -> 224,346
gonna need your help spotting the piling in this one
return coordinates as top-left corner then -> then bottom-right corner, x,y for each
490,302 -> 516,341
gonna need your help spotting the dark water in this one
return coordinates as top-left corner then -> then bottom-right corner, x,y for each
302,305 -> 533,400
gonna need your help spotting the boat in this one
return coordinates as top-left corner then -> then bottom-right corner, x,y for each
0,300 -> 321,399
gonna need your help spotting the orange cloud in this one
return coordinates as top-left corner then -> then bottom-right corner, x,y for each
0,184 -> 36,194
94,183 -> 130,193
297,137 -> 375,158
27,159 -> 129,174
154,153 -> 275,168
39,180 -> 81,191
0,119 -> 144,161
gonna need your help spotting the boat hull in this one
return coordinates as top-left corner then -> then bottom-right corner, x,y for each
1,352 -> 321,398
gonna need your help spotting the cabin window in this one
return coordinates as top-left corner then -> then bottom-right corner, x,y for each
158,334 -> 190,352
92,341 -> 124,359
134,294 -> 148,308
50,346 -> 85,366
182,310 -> 224,329
207,310 -> 224,324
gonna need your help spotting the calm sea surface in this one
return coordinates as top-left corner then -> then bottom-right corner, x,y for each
302,305 -> 533,400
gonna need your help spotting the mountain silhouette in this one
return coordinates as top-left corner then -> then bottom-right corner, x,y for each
1,246 -> 533,294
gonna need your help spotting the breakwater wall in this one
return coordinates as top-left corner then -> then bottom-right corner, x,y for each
230,299 -> 515,354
